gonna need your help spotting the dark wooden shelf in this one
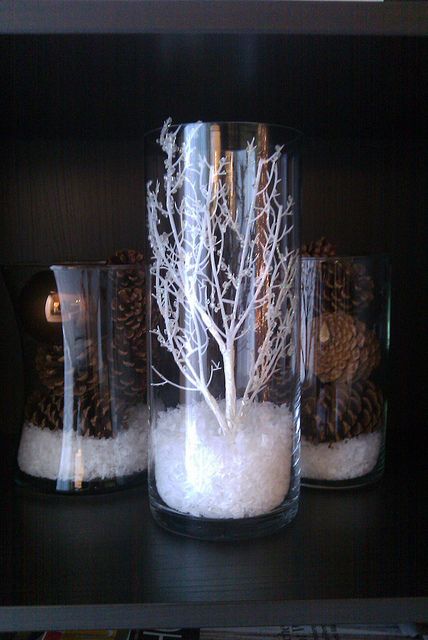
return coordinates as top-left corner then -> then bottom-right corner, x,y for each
0,0 -> 427,632
1,34 -> 427,141
0,1 -> 427,36
0,438 -> 426,631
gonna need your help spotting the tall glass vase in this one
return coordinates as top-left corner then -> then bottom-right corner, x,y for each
145,121 -> 302,539
3,262 -> 149,493
300,254 -> 391,488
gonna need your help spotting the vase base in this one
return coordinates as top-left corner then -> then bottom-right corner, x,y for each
15,468 -> 146,494
301,437 -> 385,490
149,496 -> 299,541
301,466 -> 384,490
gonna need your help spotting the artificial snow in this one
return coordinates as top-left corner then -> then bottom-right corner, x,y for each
301,431 -> 382,481
17,404 -> 149,481
153,399 -> 295,519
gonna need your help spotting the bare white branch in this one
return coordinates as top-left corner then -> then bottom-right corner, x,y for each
148,119 -> 297,434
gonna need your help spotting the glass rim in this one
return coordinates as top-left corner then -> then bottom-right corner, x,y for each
50,262 -> 145,271
0,261 -> 144,270
144,121 -> 303,144
301,252 -> 390,261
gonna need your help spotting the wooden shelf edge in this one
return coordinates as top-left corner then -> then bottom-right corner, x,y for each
1,1 -> 427,36
1,598 -> 427,632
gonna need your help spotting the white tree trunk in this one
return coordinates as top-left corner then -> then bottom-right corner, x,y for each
223,343 -> 237,430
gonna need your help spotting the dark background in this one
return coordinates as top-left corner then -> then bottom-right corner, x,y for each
0,26 -> 427,630
0,34 -> 427,452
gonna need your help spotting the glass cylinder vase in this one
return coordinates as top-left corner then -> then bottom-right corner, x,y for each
300,254 -> 390,488
145,121 -> 302,539
2,262 -> 149,493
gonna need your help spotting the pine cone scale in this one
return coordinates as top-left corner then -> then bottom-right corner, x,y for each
301,379 -> 383,443
107,249 -> 147,404
312,312 -> 380,384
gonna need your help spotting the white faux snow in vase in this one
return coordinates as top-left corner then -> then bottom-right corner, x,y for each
300,254 -> 391,488
154,399 -> 294,519
301,431 -> 382,483
18,404 -> 149,486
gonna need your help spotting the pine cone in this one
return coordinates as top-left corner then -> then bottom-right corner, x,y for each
35,339 -> 99,396
312,312 -> 380,383
77,390 -> 129,438
303,257 -> 374,316
25,392 -> 64,431
301,237 -> 336,257
25,390 -> 129,438
107,248 -> 145,267
107,249 -> 147,403
351,262 -> 375,311
35,344 -> 65,395
109,332 -> 146,399
107,248 -> 146,292
353,321 -> 381,381
301,379 -> 384,443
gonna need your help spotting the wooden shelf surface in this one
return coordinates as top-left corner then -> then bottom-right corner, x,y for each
1,1 -> 427,36
0,438 -> 426,631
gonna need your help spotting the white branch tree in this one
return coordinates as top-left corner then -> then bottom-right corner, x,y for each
147,119 -> 297,434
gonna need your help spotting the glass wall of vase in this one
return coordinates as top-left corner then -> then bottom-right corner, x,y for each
145,120 -> 302,539
2,253 -> 149,493
300,253 -> 391,488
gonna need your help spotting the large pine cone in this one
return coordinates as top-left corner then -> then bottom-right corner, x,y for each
25,390 -> 129,438
35,339 -> 99,396
35,344 -> 65,395
77,390 -> 129,438
107,248 -> 145,267
107,248 -> 146,293
317,259 -> 374,314
312,312 -> 380,383
107,249 -> 147,403
351,262 -> 375,311
25,391 -> 64,431
353,323 -> 381,381
302,256 -> 374,316
301,379 -> 384,443
301,237 -> 374,313
301,237 -> 336,257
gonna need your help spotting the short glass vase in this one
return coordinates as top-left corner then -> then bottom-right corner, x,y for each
3,262 -> 149,493
145,120 -> 302,539
300,254 -> 391,488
